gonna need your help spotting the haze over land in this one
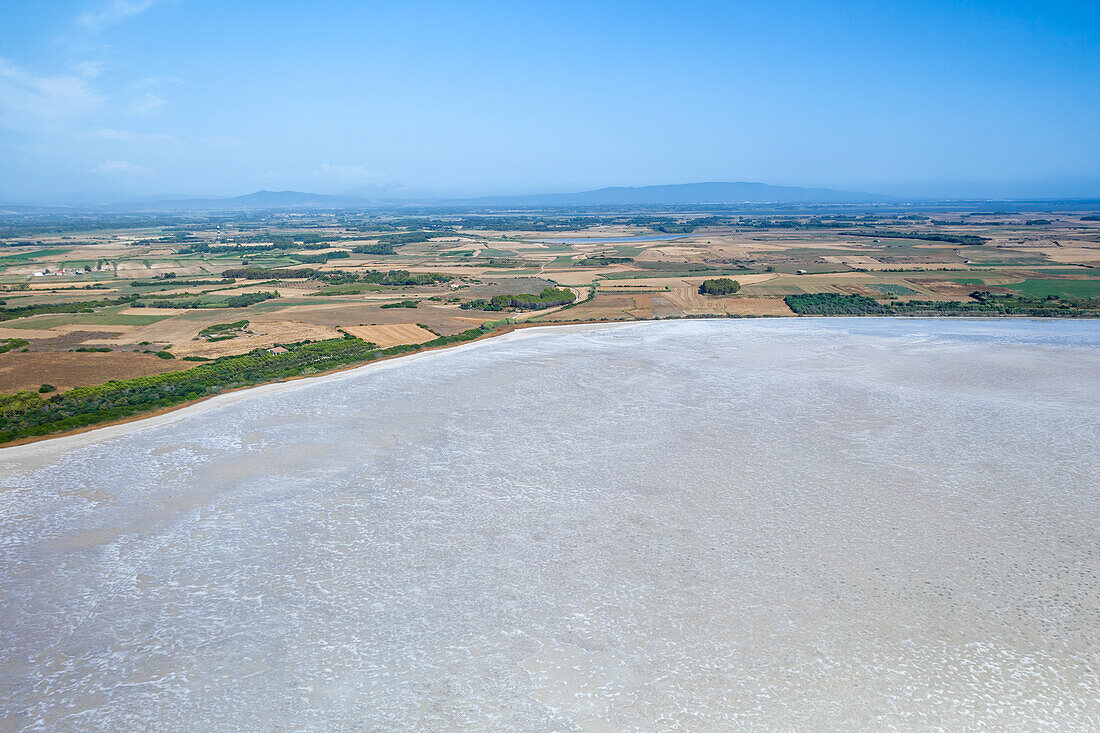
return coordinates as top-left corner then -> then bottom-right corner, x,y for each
2,1 -> 1098,203
27,181 -> 902,211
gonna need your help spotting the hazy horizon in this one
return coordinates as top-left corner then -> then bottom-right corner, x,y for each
2,1 -> 1098,203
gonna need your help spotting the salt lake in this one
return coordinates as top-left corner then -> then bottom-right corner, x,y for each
1,318 -> 1097,730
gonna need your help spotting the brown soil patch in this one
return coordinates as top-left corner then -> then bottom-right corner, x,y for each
664,286 -> 792,316
724,297 -> 795,316
263,302 -> 482,336
342,323 -> 437,348
0,326 -> 59,340
543,293 -> 654,322
0,351 -> 191,394
170,321 -> 342,358
921,281 -> 1004,298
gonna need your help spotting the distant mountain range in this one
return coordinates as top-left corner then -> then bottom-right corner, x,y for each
127,190 -> 371,211
92,181 -> 894,211
470,182 -> 895,206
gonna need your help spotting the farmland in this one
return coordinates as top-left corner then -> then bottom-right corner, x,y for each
1,205 -> 1098,442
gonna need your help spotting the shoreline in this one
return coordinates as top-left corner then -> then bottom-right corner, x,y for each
0,320 -> 624,459
1,314 -> 1095,456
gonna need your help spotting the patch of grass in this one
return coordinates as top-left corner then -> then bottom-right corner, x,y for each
0,248 -> 70,264
314,283 -> 385,296
0,338 -> 30,353
870,283 -> 918,295
1004,279 -> 1100,299
198,320 -> 249,338
3,313 -> 168,328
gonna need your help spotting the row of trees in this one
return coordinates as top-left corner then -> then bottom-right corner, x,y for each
577,256 -> 633,266
138,292 -> 278,309
220,267 -> 450,286
784,291 -> 1100,317
0,295 -> 139,321
461,287 -> 576,311
0,323 -> 503,443
352,243 -> 396,255
847,231 -> 988,246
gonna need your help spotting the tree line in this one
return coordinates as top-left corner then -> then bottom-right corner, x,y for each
461,287 -> 576,311
0,323 -> 504,444
784,291 -> 1100,317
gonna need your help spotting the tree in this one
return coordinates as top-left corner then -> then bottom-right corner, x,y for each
699,278 -> 741,295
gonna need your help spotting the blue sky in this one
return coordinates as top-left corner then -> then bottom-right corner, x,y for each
1,0 -> 1098,202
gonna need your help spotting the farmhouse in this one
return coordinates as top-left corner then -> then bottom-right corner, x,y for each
267,346 -> 288,355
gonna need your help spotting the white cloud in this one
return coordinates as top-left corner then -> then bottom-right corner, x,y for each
129,92 -> 165,114
315,163 -> 386,183
73,61 -> 105,79
0,57 -> 101,126
76,0 -> 169,29
87,128 -> 179,143
90,159 -> 153,175
134,75 -> 185,88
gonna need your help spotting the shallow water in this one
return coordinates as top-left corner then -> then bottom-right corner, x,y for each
1,318 -> 1098,731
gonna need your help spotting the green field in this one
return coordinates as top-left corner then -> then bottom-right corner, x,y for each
1004,279 -> 1100,299
314,283 -> 385,296
4,313 -> 169,328
0,248 -> 71,265
870,283 -> 918,295
743,284 -> 809,295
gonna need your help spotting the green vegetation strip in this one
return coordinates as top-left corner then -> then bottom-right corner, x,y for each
0,248 -> 70,264
848,231 -> 988,246
221,267 -> 449,286
314,283 -> 384,296
461,287 -> 575,311
138,291 -> 278,309
784,292 -> 1100,317
0,338 -> 29,353
575,256 -> 633,266
0,296 -> 138,322
870,284 -> 919,295
199,320 -> 249,341
1004,279 -> 1100,299
0,323 -> 505,444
